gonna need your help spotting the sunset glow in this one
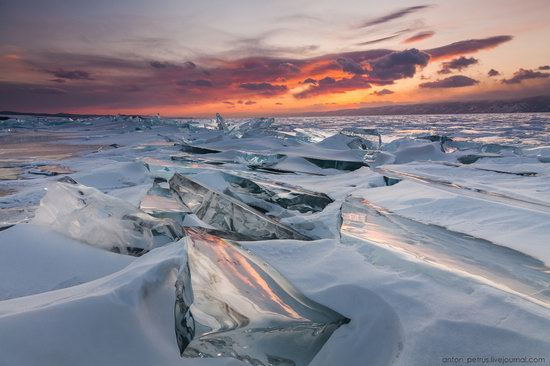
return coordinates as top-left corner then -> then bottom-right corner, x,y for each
1,0 -> 549,116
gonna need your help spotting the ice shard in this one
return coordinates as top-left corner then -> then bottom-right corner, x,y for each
220,172 -> 333,213
169,173 -> 310,240
340,127 -> 382,149
175,227 -> 349,365
339,197 -> 550,306
215,112 -> 228,132
230,117 -> 275,138
33,182 -> 183,255
418,135 -> 453,152
303,157 -> 366,171
140,178 -> 191,222
457,153 -> 502,164
178,142 -> 220,155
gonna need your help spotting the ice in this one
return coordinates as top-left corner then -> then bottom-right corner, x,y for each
480,143 -> 522,155
175,227 -> 349,365
178,142 -> 220,155
457,152 -> 502,164
378,140 -> 449,165
355,178 -> 550,266
340,196 -> 550,306
186,170 -> 333,214
191,150 -> 286,166
220,171 -> 333,213
2,113 -> 550,366
139,178 -> 191,222
340,127 -> 382,149
303,156 -> 366,171
33,182 -> 183,255
215,112 -> 228,132
169,173 -> 310,240
229,117 -> 275,138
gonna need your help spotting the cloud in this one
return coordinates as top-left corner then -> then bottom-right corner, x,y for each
367,48 -> 430,83
425,35 -> 513,60
294,76 -> 371,98
356,34 -> 402,46
488,69 -> 501,77
438,56 -> 478,74
28,86 -> 67,95
176,79 -> 213,88
49,69 -> 94,80
150,61 -> 169,69
371,88 -> 394,96
403,31 -> 435,44
3,34 -> 515,113
359,5 -> 431,28
337,57 -> 367,75
502,68 -> 550,84
539,65 -> 550,71
239,82 -> 288,95
419,75 -> 479,88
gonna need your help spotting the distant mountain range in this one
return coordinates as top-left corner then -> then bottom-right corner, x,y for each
2,95 -> 550,119
299,95 -> 550,117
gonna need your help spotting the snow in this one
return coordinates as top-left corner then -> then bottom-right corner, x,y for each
0,224 -> 133,300
0,243 -> 187,366
0,113 -> 549,366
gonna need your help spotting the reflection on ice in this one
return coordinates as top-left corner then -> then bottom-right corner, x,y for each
33,182 -> 183,255
340,197 -> 550,306
169,173 -> 310,240
175,227 -> 349,365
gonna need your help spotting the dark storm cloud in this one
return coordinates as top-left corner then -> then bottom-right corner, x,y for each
239,82 -> 288,95
367,48 -> 430,83
337,57 -> 367,75
150,61 -> 169,69
302,78 -> 317,84
295,76 -> 371,98
183,61 -> 197,69
371,88 -> 394,96
425,35 -> 513,60
488,69 -> 500,77
359,5 -> 431,28
176,79 -> 213,88
438,56 -> 478,74
403,31 -> 435,44
419,75 -> 479,88
502,68 -> 550,84
49,69 -> 94,80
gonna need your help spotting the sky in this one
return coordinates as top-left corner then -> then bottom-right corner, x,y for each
0,0 -> 549,117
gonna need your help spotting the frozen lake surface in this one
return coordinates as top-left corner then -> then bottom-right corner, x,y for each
0,113 -> 549,366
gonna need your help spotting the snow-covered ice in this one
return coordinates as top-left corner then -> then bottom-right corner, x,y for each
0,113 -> 549,366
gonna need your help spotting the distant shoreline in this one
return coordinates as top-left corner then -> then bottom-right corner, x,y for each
2,95 -> 549,119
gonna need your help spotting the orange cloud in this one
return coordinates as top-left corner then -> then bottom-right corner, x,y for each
403,31 -> 435,44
